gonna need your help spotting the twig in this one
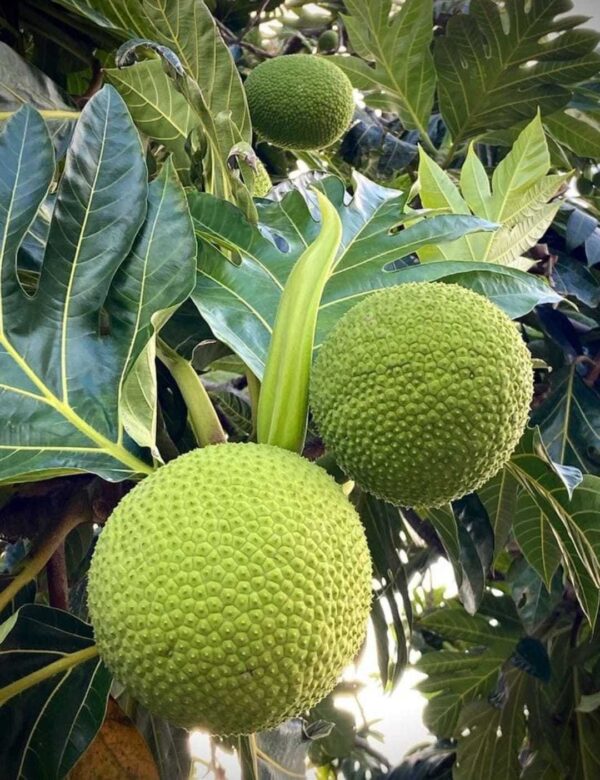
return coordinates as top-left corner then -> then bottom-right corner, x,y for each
583,349 -> 600,388
46,542 -> 69,611
245,367 -> 260,438
0,492 -> 92,615
216,18 -> 275,59
354,736 -> 391,768
238,0 -> 272,41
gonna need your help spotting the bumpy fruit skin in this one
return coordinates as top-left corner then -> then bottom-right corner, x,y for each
87,443 -> 372,735
245,55 -> 354,150
310,283 -> 533,508
317,30 -> 339,53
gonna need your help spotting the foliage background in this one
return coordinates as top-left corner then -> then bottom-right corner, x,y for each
0,0 -> 599,778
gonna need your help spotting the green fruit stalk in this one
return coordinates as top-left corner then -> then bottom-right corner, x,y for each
245,54 -> 354,150
88,443 -> 372,735
311,282 -> 533,508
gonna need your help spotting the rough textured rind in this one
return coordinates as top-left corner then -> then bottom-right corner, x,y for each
245,54 -> 354,150
310,283 -> 533,508
87,443 -> 372,735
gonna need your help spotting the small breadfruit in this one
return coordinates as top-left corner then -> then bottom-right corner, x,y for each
310,282 -> 533,508
87,443 -> 372,735
245,54 -> 354,150
317,29 -> 339,53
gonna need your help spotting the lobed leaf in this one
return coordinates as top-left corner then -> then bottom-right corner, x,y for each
188,173 -> 560,379
434,0 -> 600,146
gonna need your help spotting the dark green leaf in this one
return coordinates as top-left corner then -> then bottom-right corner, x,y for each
435,0 -> 600,145
454,670 -> 527,780
331,0 -> 436,139
0,86 -> 195,485
257,720 -> 310,780
357,493 -> 410,688
479,469 -> 519,560
0,604 -> 111,779
416,599 -> 520,737
0,42 -> 78,156
533,365 -> 600,475
508,558 -> 562,632
510,433 -> 600,623
544,110 -> 600,159
189,174 -> 559,378
511,637 -> 551,682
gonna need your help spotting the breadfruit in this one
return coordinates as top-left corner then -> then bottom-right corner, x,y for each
317,30 -> 339,53
245,54 -> 354,150
87,443 -> 372,735
310,282 -> 533,508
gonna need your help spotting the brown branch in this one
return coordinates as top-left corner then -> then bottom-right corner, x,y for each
0,490 -> 93,614
46,542 -> 69,611
215,18 -> 275,59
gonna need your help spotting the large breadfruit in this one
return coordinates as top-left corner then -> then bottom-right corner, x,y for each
87,443 -> 372,735
310,282 -> 533,508
244,54 -> 354,150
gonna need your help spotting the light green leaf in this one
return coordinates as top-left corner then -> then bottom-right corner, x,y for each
0,42 -> 79,156
418,147 -> 469,214
330,0 -> 436,143
434,0 -> 600,146
142,0 -> 250,141
55,0 -> 250,140
577,692 -> 600,714
257,191 -> 342,453
491,113 -> 550,213
460,144 -> 492,218
104,60 -> 196,177
418,116 -> 567,268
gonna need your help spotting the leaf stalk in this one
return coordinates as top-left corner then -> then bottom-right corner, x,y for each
157,339 -> 227,447
0,492 -> 92,615
0,645 -> 99,706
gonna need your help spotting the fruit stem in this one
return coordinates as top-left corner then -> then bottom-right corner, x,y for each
0,644 -> 99,706
157,339 -> 227,447
245,367 -> 261,438
46,542 -> 69,611
0,492 -> 92,615
238,734 -> 259,780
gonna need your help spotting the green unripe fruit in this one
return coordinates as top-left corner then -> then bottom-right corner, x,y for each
87,443 -> 372,735
317,30 -> 339,52
310,283 -> 533,508
245,55 -> 354,150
